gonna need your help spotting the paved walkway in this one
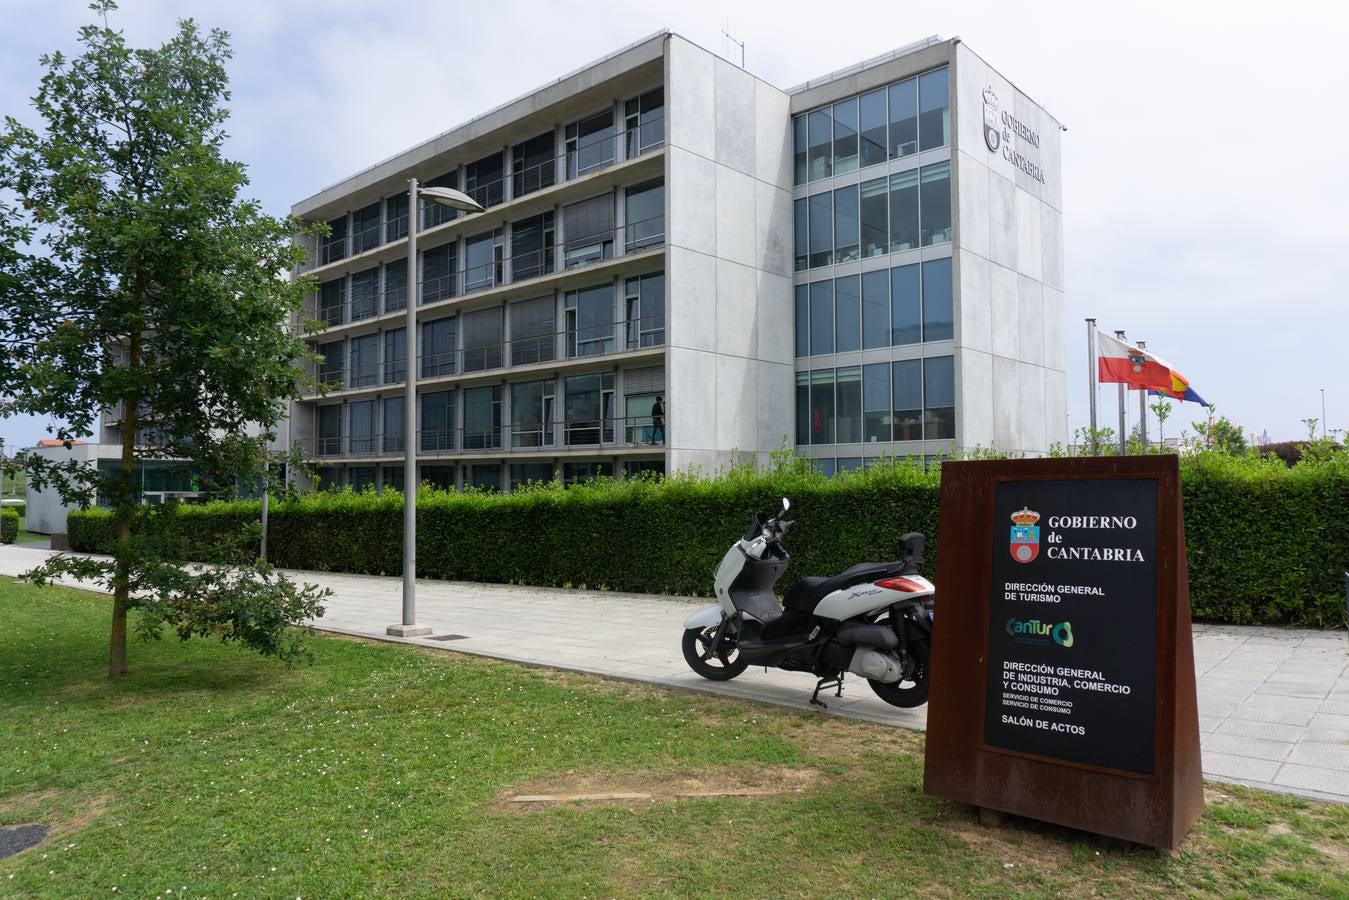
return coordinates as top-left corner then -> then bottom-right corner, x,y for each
2,543 -> 1346,804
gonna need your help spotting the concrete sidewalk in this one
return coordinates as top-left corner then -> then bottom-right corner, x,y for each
2,543 -> 1347,804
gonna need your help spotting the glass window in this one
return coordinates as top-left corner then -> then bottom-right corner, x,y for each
463,385 -> 502,450
795,371 -> 810,446
565,283 -> 615,357
863,362 -> 890,442
421,171 -> 458,231
383,328 -> 405,384
317,404 -> 342,456
832,97 -> 858,175
624,392 -> 661,444
422,464 -> 456,491
836,366 -> 862,443
816,457 -> 838,478
888,78 -> 917,159
464,229 -> 502,293
419,390 -> 455,451
794,284 -> 809,358
834,275 -> 860,353
383,260 -> 407,313
624,272 -> 665,348
318,279 -> 345,326
807,108 -> 832,181
624,87 -> 664,157
563,461 -> 613,485
348,466 -> 376,492
891,264 -> 921,346
465,151 -> 504,208
924,355 -> 955,440
793,198 -> 807,272
385,192 -> 408,244
810,369 -> 835,445
511,380 -> 555,448
382,396 -> 403,453
624,179 -> 664,251
349,334 -> 378,388
889,170 -> 920,252
862,270 -> 889,350
421,316 -> 456,378
563,193 -> 615,267
859,89 -> 887,169
318,341 -> 344,387
352,202 -> 381,254
349,399 -> 376,454
860,177 -> 888,258
510,295 -> 556,365
461,306 -> 503,372
566,110 -> 615,179
834,184 -> 859,263
422,243 -> 457,303
381,465 -> 404,494
350,268 -> 378,321
623,460 -> 664,480
922,258 -> 953,342
809,280 -> 833,356
321,215 -> 347,265
920,161 -> 952,246
792,115 -> 807,186
511,462 -> 557,487
808,191 -> 832,269
918,67 -> 950,151
838,457 -> 863,473
564,372 -> 614,445
469,464 -> 501,492
892,359 -> 922,441
509,212 -> 555,282
511,131 -> 556,199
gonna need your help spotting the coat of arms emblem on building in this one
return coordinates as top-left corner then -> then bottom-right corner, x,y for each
1009,506 -> 1040,563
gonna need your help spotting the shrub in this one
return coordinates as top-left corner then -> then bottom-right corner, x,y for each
1,508 -> 17,544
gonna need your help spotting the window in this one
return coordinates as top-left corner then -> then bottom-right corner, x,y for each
794,284 -> 809,358
317,404 -> 342,456
920,162 -> 952,246
318,341 -> 344,387
624,272 -> 664,348
566,110 -> 614,179
419,390 -> 455,451
349,399 -> 376,455
624,460 -> 664,479
383,259 -> 407,313
924,355 -> 955,440
564,372 -> 614,445
465,151 -> 504,209
563,461 -> 613,485
381,465 -> 404,494
918,67 -> 950,151
352,202 -> 381,254
422,243 -> 457,303
422,171 -> 458,230
421,316 -> 456,378
795,371 -> 810,446
468,464 -> 501,492
422,464 -> 456,490
624,179 -> 664,251
810,369 -> 835,444
511,462 -> 556,487
792,115 -> 807,186
892,359 -> 922,441
889,170 -> 920,252
808,191 -> 832,268
318,279 -> 345,326
836,366 -> 862,443
834,275 -> 860,353
511,132 -> 556,199
859,89 -> 887,168
565,284 -> 614,357
793,198 -> 807,272
809,280 -> 833,356
510,212 -> 554,282
891,264 -> 921,346
510,295 -> 556,365
807,108 -> 832,181
348,466 -> 376,491
385,192 -> 408,244
382,396 -> 403,453
461,306 -> 503,372
833,97 -> 858,174
321,215 -> 347,265
888,78 -> 917,159
625,392 -> 661,444
464,229 -> 502,293
624,87 -> 664,157
383,328 -> 405,384
833,184 -> 859,263
563,194 -> 615,267
860,177 -> 888,259
863,362 -> 890,442
462,385 -> 502,450
350,268 -> 378,321
511,380 -> 555,448
862,270 -> 889,349
922,258 -> 953,342
349,334 -> 378,388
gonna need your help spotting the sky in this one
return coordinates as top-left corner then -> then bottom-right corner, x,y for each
2,0 -> 1346,452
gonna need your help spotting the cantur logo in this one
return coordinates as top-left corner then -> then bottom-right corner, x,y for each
1009,506 -> 1040,564
1006,618 -> 1074,648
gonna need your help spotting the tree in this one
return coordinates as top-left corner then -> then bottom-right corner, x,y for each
0,2 -> 328,676
1193,415 -> 1248,455
1149,398 -> 1173,446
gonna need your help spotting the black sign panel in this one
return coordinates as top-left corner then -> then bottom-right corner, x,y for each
982,478 -> 1158,775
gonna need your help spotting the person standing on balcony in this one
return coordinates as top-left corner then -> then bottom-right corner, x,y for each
651,395 -> 665,445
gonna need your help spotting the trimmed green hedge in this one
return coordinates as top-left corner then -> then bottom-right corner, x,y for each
66,453 -> 1349,626
1,508 -> 18,544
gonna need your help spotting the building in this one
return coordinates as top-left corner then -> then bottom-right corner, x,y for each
289,32 -> 1064,491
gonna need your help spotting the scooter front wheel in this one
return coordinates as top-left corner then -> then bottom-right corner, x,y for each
682,625 -> 749,681
868,639 -> 930,708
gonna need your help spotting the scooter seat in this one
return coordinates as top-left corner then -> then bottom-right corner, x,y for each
783,562 -> 903,615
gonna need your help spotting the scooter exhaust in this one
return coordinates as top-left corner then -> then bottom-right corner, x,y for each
849,647 -> 904,683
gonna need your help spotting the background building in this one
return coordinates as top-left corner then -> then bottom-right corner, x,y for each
288,32 -> 1064,490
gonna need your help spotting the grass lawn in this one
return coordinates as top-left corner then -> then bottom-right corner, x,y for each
1,577 -> 1346,897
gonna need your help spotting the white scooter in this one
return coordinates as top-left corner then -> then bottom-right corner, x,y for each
681,498 -> 935,708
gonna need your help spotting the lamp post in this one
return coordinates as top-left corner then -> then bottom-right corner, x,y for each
387,178 -> 485,638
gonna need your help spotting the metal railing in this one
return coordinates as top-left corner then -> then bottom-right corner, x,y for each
312,414 -> 664,459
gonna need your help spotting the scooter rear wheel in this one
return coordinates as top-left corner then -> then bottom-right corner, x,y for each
682,626 -> 749,681
868,638 -> 930,708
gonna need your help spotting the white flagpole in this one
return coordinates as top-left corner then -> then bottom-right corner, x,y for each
1137,339 -> 1148,450
1115,329 -> 1127,454
1086,317 -> 1098,454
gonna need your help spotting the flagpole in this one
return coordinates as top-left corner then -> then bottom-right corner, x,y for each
1137,339 -> 1148,450
1115,329 -> 1127,454
1086,317 -> 1098,454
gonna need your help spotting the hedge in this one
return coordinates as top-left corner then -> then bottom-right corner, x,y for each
66,452 -> 1349,627
0,508 -> 17,544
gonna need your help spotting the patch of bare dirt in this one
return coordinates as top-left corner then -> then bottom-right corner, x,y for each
501,766 -> 819,810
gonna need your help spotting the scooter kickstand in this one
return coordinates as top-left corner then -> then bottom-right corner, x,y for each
810,673 -> 844,710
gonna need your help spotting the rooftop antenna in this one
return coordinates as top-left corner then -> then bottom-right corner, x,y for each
722,19 -> 745,68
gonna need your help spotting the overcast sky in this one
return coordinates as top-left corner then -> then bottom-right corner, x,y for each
2,0 -> 1345,452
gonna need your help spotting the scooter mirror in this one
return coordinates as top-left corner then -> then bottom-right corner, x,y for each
782,497 -> 790,511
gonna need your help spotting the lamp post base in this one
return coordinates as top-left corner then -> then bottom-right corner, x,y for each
386,623 -> 433,638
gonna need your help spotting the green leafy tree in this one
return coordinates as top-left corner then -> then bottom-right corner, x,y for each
0,2 -> 329,676
1149,398 -> 1173,446
1194,415 -> 1248,455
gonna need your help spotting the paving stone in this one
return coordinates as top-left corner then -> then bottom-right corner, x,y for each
1202,733 -> 1294,763
1215,718 -> 1307,743
1200,750 -> 1282,783
1273,764 -> 1349,797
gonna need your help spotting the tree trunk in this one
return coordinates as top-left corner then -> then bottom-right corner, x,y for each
110,334 -> 141,678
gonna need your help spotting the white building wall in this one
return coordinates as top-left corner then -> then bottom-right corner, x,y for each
665,36 -> 794,474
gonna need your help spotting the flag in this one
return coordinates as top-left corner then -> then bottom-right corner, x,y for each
1096,332 -> 1176,392
1148,383 -> 1210,407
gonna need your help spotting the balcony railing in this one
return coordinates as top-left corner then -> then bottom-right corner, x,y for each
312,415 -> 664,459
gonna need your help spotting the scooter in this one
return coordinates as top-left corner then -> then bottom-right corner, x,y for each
681,498 -> 935,708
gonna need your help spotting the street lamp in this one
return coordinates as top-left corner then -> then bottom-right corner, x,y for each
387,177 -> 485,638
